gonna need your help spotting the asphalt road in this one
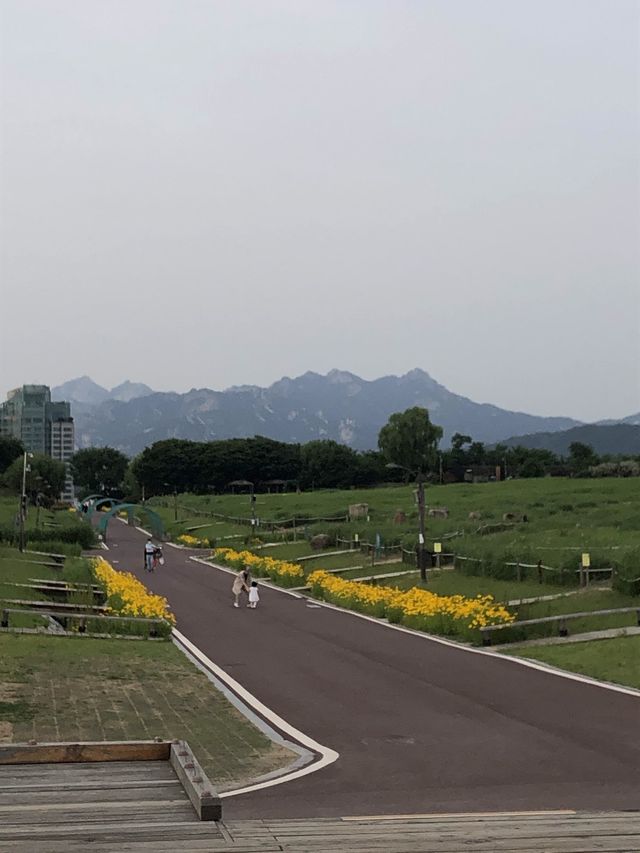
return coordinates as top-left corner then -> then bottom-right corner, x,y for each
101,521 -> 640,819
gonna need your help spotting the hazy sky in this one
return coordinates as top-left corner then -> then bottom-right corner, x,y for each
1,0 -> 638,421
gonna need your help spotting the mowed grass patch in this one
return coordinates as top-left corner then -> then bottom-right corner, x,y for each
0,634 -> 295,787
392,570 -> 568,603
503,636 -> 640,690
151,479 -> 640,569
516,588 -> 640,635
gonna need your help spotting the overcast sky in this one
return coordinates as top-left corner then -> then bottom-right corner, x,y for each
1,0 -> 638,422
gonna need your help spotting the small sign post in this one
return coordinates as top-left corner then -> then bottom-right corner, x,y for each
581,553 -> 590,587
434,541 -> 442,569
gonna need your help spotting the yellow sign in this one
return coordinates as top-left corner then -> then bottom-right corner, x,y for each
581,553 -> 590,568
434,542 -> 442,553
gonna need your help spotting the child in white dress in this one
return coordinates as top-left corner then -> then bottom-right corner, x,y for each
248,581 -> 260,609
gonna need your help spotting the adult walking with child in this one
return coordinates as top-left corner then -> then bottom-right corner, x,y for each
232,567 -> 250,608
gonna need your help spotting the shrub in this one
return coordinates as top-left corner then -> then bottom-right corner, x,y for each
25,525 -> 96,549
308,570 -> 514,643
213,548 -> 304,587
612,549 -> 640,596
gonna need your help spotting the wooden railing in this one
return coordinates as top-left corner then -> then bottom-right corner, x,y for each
479,606 -> 640,645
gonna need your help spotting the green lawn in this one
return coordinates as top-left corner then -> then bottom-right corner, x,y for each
503,636 -> 640,690
0,546 -> 95,629
0,633 -> 295,787
393,570 -> 567,602
147,479 -> 640,569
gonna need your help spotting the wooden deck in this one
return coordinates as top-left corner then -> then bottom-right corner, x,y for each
1,756 -> 639,853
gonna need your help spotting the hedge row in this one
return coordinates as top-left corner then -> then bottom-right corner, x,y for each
0,523 -> 96,549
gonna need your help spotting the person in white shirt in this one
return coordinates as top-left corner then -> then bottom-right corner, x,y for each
144,539 -> 155,572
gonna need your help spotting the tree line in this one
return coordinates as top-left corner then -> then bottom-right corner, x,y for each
0,406 -> 637,502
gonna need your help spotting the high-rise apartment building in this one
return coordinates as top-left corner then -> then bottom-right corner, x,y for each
0,385 -> 75,501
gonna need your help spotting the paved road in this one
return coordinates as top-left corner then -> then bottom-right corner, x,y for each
101,522 -> 640,819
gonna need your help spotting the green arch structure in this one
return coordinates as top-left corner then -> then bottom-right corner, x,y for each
82,495 -> 107,520
96,503 -> 165,543
89,497 -> 121,518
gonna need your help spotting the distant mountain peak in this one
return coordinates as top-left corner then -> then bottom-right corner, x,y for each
52,376 -> 155,406
109,381 -> 154,402
327,369 -> 360,384
52,376 -> 110,404
68,367 -> 586,455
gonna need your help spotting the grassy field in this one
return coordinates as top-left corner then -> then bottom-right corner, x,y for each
150,478 -> 640,559
503,636 -> 640,690
0,496 -> 93,555
0,546 -> 95,629
0,633 -> 294,786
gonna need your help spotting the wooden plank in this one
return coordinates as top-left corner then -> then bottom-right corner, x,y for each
4,839 -> 280,853
0,785 -> 187,805
0,819 -> 231,840
0,741 -> 171,765
28,578 -> 102,589
0,607 -> 168,626
0,598 -> 108,612
0,779 -> 181,794
268,839 -> 640,853
0,759 -> 174,777
264,817 -> 640,836
170,740 -> 221,821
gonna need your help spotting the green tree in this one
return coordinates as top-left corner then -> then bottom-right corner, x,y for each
70,447 -> 129,496
378,407 -> 443,475
299,440 -> 360,489
0,436 -> 24,474
131,439 -> 199,494
568,441 -> 599,476
3,454 -> 66,502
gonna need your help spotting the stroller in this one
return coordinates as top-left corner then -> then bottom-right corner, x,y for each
151,544 -> 164,572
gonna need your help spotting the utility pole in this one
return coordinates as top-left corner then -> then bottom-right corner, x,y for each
416,472 -> 427,582
18,452 -> 32,553
386,462 -> 428,584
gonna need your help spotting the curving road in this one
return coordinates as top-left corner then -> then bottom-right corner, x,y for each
100,521 -> 640,819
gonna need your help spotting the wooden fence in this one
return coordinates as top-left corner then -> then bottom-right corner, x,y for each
480,606 -> 640,645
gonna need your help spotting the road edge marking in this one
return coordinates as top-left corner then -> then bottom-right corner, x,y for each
171,628 -> 339,798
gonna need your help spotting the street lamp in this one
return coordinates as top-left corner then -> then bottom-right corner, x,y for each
18,452 -> 34,552
164,483 -> 178,522
248,482 -> 256,528
386,463 -> 428,583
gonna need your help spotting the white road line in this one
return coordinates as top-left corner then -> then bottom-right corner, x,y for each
171,629 -> 339,798
192,557 -> 640,700
341,809 -> 576,822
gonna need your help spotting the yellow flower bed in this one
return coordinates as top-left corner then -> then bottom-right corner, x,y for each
177,533 -> 209,548
307,570 -> 514,641
213,548 -> 304,588
93,557 -> 176,626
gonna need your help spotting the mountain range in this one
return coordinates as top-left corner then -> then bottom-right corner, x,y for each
501,423 -> 640,456
49,369 -> 609,456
